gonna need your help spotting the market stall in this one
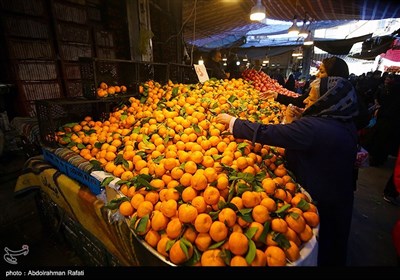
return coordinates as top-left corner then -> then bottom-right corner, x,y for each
13,63 -> 321,266
14,152 -> 318,267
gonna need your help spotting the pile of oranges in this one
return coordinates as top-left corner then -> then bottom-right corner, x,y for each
96,82 -> 127,98
55,78 -> 320,266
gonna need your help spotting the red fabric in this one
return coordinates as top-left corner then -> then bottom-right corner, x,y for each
393,219 -> 400,257
381,49 -> 400,63
393,147 -> 400,257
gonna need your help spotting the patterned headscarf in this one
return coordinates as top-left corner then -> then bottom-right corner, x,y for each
302,76 -> 359,121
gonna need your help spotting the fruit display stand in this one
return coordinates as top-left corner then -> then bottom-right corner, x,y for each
30,75 -> 321,266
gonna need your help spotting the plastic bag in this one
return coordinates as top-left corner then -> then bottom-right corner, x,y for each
355,146 -> 369,168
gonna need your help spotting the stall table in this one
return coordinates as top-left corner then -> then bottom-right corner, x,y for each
15,155 -> 318,266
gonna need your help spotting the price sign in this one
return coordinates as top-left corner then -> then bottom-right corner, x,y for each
194,64 -> 209,83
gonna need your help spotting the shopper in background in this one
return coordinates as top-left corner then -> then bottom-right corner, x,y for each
366,74 -> 400,167
272,68 -> 285,86
284,73 -> 296,92
300,75 -> 316,95
216,75 -> 359,266
205,49 -> 229,80
225,53 -> 242,79
358,70 -> 383,107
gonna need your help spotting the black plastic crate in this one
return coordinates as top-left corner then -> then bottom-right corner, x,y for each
35,97 -> 128,147
137,61 -> 169,84
79,58 -> 139,99
168,63 -> 199,84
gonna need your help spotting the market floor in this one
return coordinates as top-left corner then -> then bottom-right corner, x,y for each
0,149 -> 399,267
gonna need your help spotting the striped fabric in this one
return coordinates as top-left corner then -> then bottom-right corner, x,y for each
10,117 -> 40,144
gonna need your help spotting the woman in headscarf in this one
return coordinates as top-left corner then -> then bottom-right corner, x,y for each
261,56 -> 351,108
216,75 -> 359,266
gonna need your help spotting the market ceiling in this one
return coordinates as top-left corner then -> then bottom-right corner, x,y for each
182,0 -> 400,50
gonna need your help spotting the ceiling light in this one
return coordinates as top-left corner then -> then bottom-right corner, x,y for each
235,54 -> 240,65
288,16 -> 299,36
250,0 -> 266,21
298,19 -> 308,38
303,31 -> 314,45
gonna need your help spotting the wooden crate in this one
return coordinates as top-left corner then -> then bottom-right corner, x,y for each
56,22 -> 91,44
59,42 -> 93,61
52,0 -> 87,25
1,15 -> 51,39
12,60 -> 59,81
8,39 -> 55,60
0,0 -> 46,17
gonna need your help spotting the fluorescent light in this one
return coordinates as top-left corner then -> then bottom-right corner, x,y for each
250,0 -> 266,21
292,47 -> 303,56
303,31 -> 314,45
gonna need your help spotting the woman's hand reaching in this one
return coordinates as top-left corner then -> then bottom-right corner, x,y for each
259,91 -> 278,100
284,104 -> 304,124
216,113 -> 233,126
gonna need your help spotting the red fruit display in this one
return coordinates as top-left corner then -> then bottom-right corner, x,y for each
242,69 -> 300,97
